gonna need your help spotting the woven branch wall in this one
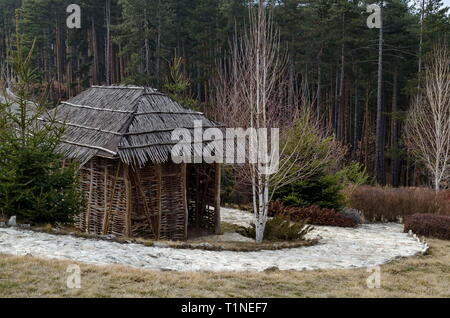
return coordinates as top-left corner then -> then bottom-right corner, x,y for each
129,164 -> 161,238
76,157 -> 128,236
160,163 -> 187,240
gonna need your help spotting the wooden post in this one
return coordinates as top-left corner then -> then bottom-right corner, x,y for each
102,162 -> 109,234
86,160 -> 94,233
124,164 -> 132,237
134,167 -> 157,237
182,163 -> 189,240
195,166 -> 201,229
155,163 -> 162,239
103,161 -> 121,235
214,163 -> 222,234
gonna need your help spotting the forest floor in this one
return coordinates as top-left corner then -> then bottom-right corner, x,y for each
0,237 -> 448,297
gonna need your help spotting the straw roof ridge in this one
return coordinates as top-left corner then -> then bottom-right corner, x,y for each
45,85 -> 224,167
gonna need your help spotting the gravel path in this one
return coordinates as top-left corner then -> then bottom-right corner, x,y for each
0,208 -> 428,272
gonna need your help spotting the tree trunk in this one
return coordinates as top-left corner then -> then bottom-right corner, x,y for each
338,13 -> 345,141
375,1 -> 385,185
90,17 -> 99,85
105,0 -> 112,85
334,65 -> 339,135
353,79 -> 358,155
316,53 -> 322,123
391,68 -> 400,187
418,0 -> 425,88
156,0 -> 162,88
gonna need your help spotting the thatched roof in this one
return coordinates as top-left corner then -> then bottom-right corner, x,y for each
45,86 -> 223,166
1,87 -> 37,115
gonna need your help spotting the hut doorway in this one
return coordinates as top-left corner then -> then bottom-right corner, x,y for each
186,163 -> 221,238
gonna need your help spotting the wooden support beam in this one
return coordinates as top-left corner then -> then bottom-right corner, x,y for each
86,160 -> 94,233
103,161 -> 121,235
133,167 -> 157,237
102,163 -> 109,234
155,163 -> 162,239
124,164 -> 132,237
214,163 -> 222,235
182,163 -> 189,240
195,166 -> 201,229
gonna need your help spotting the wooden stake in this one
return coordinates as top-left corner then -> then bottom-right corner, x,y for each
124,164 -> 132,237
102,163 -> 109,234
182,163 -> 189,240
103,161 -> 121,235
214,163 -> 222,234
155,164 -> 162,239
86,160 -> 94,233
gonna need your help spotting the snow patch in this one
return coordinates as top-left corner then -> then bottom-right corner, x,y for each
0,208 -> 427,272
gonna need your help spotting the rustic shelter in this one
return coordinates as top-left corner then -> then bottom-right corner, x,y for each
48,86 -> 223,241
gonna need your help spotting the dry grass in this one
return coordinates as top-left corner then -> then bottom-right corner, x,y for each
0,239 -> 449,298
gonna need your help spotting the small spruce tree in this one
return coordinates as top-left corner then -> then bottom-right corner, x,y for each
0,32 -> 83,224
164,56 -> 199,110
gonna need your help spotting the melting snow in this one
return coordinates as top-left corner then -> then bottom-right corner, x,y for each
0,208 -> 427,272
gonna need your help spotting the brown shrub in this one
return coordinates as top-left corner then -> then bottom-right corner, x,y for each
348,186 -> 450,222
268,200 -> 285,217
238,215 -> 313,241
281,205 -> 357,228
404,214 -> 450,240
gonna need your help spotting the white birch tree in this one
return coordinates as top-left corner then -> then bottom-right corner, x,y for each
214,1 -> 343,243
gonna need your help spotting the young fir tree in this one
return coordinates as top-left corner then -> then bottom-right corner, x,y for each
163,56 -> 198,110
0,33 -> 83,224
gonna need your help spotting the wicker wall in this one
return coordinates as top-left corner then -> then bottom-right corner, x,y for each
129,164 -> 161,238
76,157 -> 128,236
159,163 -> 188,240
75,157 -> 220,240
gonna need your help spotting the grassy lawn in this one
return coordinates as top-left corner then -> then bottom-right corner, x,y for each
0,238 -> 449,298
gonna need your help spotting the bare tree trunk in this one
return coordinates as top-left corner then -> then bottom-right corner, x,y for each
143,7 -> 150,78
391,67 -> 399,187
338,19 -> 345,141
316,54 -> 322,124
405,45 -> 450,191
55,11 -> 62,100
334,65 -> 339,135
375,1 -> 385,185
362,81 -> 371,171
418,0 -> 425,88
156,0 -> 162,88
89,17 -> 99,85
105,0 -> 112,85
66,30 -> 72,98
213,0 -> 345,241
353,79 -> 358,155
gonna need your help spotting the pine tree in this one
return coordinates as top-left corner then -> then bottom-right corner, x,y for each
0,33 -> 83,224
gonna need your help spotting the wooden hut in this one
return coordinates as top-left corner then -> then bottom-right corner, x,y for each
49,86 -> 223,241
